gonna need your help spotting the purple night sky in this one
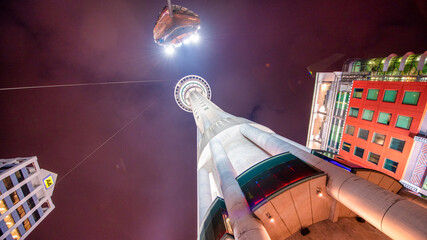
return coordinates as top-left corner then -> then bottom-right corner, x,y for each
0,0 -> 426,239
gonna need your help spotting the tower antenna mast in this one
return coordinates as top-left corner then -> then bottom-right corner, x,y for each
167,0 -> 173,17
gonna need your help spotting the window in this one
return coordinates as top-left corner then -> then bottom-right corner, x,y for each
354,146 -> 365,158
23,218 -> 32,231
16,206 -> 26,218
362,109 -> 374,121
349,107 -> 359,118
402,91 -> 420,105
15,170 -> 25,183
395,115 -> 413,129
4,214 -> 15,229
0,199 -> 8,214
9,191 -> 20,205
345,125 -> 355,136
353,88 -> 363,98
367,89 -> 379,100
32,210 -> 41,222
372,133 -> 386,146
21,184 -> 30,197
367,152 -> 380,165
377,112 -> 391,125
384,159 -> 399,173
3,176 -> 13,190
342,142 -> 351,152
383,90 -> 398,102
11,227 -> 21,240
26,198 -> 35,210
358,129 -> 369,140
389,138 -> 405,152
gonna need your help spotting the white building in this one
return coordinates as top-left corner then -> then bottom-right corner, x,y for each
0,157 -> 56,240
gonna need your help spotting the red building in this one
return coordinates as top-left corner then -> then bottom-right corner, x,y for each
340,81 -> 427,179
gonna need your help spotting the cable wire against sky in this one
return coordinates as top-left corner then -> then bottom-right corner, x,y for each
57,99 -> 159,183
0,79 -> 165,91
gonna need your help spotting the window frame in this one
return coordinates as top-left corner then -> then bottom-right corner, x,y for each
349,107 -> 359,118
357,128 -> 369,141
353,88 -> 363,99
377,112 -> 392,125
354,146 -> 365,159
342,142 -> 351,152
345,125 -> 355,136
383,158 -> 399,173
383,90 -> 398,103
362,109 -> 374,121
367,152 -> 380,165
366,89 -> 379,100
389,138 -> 405,152
395,115 -> 413,130
372,132 -> 386,146
402,91 -> 420,106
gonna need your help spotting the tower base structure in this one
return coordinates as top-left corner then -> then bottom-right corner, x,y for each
174,75 -> 427,240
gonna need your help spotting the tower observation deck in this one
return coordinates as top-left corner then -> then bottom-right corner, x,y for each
174,75 -> 427,240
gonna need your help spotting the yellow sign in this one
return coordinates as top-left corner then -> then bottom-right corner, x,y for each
43,175 -> 54,189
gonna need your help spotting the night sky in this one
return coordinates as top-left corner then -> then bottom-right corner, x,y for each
0,0 -> 426,239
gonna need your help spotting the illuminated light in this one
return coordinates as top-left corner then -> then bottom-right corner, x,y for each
316,187 -> 323,197
183,38 -> 191,45
43,174 -> 54,189
165,45 -> 175,55
270,218 -> 275,223
198,25 -> 201,30
266,213 -> 275,223
191,33 -> 200,43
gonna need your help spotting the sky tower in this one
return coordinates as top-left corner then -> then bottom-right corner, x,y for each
174,75 -> 427,240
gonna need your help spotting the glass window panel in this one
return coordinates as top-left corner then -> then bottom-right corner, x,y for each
32,210 -> 41,222
4,214 -> 15,229
17,206 -> 26,218
362,109 -> 374,121
23,218 -> 32,231
354,146 -> 365,158
3,176 -> 14,190
389,138 -> 405,152
367,152 -> 380,165
402,91 -> 420,105
349,107 -> 359,118
353,88 -> 363,98
383,90 -> 397,102
358,129 -> 369,141
15,170 -> 25,183
21,184 -> 30,197
9,191 -> 20,205
342,142 -> 351,152
345,125 -> 355,136
395,115 -> 412,130
0,199 -> 8,214
26,198 -> 35,210
372,133 -> 386,146
384,159 -> 399,173
377,112 -> 391,125
367,89 -> 379,100
11,227 -> 21,240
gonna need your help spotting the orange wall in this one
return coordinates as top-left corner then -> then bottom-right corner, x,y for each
339,81 -> 427,179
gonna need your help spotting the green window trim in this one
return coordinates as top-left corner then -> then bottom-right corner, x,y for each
383,159 -> 399,173
395,115 -> 412,130
377,112 -> 391,125
383,90 -> 398,103
402,91 -> 420,105
349,107 -> 359,118
367,89 -> 379,100
362,109 -> 374,121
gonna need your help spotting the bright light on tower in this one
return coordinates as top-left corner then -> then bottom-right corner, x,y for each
191,34 -> 200,43
165,45 -> 175,55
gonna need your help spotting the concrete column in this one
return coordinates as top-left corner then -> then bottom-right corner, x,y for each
240,123 -> 427,240
209,137 -> 271,240
198,167 -> 212,228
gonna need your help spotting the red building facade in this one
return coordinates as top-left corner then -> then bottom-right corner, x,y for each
340,81 -> 427,179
